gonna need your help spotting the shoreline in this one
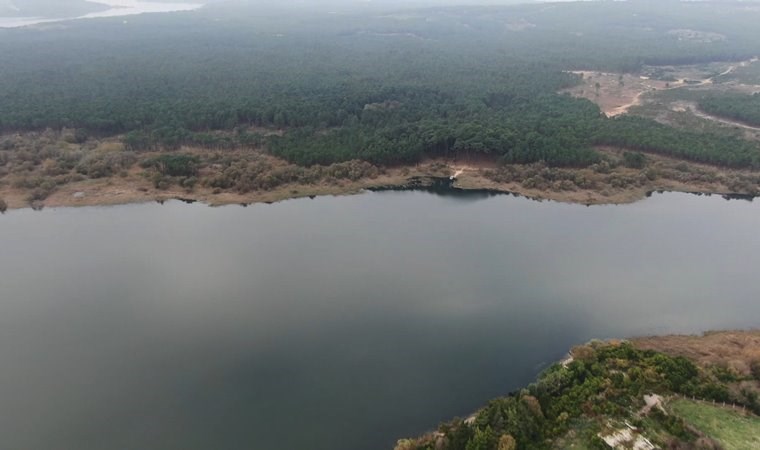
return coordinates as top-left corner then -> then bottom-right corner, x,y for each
2,139 -> 759,212
398,329 -> 760,450
0,169 -> 757,213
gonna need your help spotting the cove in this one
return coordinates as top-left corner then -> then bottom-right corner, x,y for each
0,191 -> 758,449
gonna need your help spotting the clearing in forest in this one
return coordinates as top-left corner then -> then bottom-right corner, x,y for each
564,71 -> 675,117
564,59 -> 760,118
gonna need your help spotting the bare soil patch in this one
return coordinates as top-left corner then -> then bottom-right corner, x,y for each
565,59 -> 760,119
563,71 -> 675,117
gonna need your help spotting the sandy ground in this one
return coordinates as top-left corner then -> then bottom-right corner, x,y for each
565,58 -> 760,118
565,71 -> 677,117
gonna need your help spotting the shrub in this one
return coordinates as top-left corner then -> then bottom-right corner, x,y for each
497,434 -> 516,450
466,426 -> 495,450
152,174 -> 172,190
77,151 -> 137,178
623,151 -> 646,169
521,395 -> 544,418
181,176 -> 198,190
143,154 -> 200,177
751,360 -> 760,381
28,184 -> 55,201
650,408 -> 695,441
571,345 -> 597,363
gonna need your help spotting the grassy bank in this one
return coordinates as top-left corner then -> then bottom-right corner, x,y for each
670,399 -> 760,450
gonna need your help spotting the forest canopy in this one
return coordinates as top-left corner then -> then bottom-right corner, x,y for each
2,1 -> 760,169
700,93 -> 760,127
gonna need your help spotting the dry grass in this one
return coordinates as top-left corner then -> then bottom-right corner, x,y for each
3,148 -> 760,211
2,125 -> 760,211
633,331 -> 760,377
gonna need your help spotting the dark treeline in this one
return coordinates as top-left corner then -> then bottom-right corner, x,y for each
700,93 -> 760,127
2,1 -> 760,169
594,116 -> 760,169
268,92 -> 603,167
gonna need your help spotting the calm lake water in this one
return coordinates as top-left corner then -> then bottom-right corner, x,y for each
1,190 -> 759,449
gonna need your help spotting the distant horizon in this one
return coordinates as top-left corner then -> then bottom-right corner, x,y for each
0,0 -> 204,28
0,0 -> 594,22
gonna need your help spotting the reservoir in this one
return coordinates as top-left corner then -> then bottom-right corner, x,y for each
0,1 -> 203,28
0,190 -> 758,449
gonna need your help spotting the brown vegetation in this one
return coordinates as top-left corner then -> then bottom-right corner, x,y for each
0,129 -> 391,209
3,128 -> 760,211
634,330 -> 760,378
634,330 -> 760,417
470,146 -> 760,204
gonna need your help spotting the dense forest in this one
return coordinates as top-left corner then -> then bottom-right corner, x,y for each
594,116 -> 760,169
700,93 -> 760,127
2,1 -> 760,173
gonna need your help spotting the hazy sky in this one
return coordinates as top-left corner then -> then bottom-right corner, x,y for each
0,0 -> 540,17
0,0 -> 551,25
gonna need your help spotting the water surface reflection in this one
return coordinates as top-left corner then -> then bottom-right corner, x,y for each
0,191 -> 758,449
